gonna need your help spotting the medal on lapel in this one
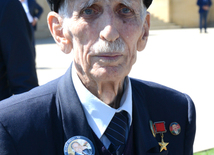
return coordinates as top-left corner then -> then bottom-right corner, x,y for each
169,122 -> 181,135
158,133 -> 169,152
153,121 -> 169,152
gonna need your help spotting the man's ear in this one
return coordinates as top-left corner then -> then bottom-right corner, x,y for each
47,12 -> 72,54
137,12 -> 150,51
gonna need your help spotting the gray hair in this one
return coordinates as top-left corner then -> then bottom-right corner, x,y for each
58,0 -> 73,18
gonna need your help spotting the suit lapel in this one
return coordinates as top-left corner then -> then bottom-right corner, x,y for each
131,79 -> 168,155
56,65 -> 99,154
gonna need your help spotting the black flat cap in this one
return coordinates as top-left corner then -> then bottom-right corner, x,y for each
46,0 -> 153,13
144,0 -> 153,9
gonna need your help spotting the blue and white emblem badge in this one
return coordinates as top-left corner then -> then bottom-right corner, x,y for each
64,136 -> 95,155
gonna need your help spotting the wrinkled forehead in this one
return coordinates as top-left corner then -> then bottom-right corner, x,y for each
76,0 -> 143,8
80,0 -> 141,5
70,0 -> 144,13
46,0 -> 152,13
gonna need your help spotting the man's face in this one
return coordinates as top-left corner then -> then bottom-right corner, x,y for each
72,143 -> 83,153
172,124 -> 178,131
63,0 -> 148,83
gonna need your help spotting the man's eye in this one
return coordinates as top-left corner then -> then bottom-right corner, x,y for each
80,5 -> 101,19
83,8 -> 94,15
82,6 -> 100,17
117,6 -> 134,17
121,7 -> 131,14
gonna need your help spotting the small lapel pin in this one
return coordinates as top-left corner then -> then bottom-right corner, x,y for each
169,122 -> 181,135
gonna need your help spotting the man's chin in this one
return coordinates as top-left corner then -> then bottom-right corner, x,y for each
91,67 -> 127,81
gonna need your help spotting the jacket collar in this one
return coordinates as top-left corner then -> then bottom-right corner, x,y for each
56,65 -> 95,144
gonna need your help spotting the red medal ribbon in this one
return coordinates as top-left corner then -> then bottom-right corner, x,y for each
154,121 -> 166,133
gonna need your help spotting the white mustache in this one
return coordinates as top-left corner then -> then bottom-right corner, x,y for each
90,38 -> 125,54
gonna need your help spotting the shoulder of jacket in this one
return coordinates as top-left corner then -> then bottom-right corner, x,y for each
0,78 -> 60,111
130,78 -> 187,101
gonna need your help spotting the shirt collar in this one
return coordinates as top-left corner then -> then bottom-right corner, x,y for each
72,64 -> 132,139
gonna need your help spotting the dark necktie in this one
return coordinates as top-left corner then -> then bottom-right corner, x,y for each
105,110 -> 128,155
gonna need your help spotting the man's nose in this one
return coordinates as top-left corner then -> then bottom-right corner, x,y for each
99,19 -> 119,42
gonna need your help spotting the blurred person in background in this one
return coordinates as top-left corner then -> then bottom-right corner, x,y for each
0,0 -> 38,101
20,0 -> 43,58
197,0 -> 212,33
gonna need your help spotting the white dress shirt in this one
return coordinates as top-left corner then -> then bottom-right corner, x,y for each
20,0 -> 33,23
72,64 -> 133,149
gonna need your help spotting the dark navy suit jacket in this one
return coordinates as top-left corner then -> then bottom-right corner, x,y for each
0,0 -> 38,101
27,0 -> 43,30
197,0 -> 212,13
0,66 -> 196,155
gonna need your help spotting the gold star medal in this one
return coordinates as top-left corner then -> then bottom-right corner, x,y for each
154,121 -> 169,152
159,133 -> 169,152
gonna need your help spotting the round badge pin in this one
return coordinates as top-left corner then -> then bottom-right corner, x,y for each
149,120 -> 156,137
169,122 -> 181,135
64,136 -> 95,155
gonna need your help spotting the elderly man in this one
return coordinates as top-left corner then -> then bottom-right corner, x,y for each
0,0 -> 196,155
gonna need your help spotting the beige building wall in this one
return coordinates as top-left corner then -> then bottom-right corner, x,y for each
170,0 -> 198,27
148,0 -> 170,22
148,0 -> 214,28
35,0 -> 51,39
